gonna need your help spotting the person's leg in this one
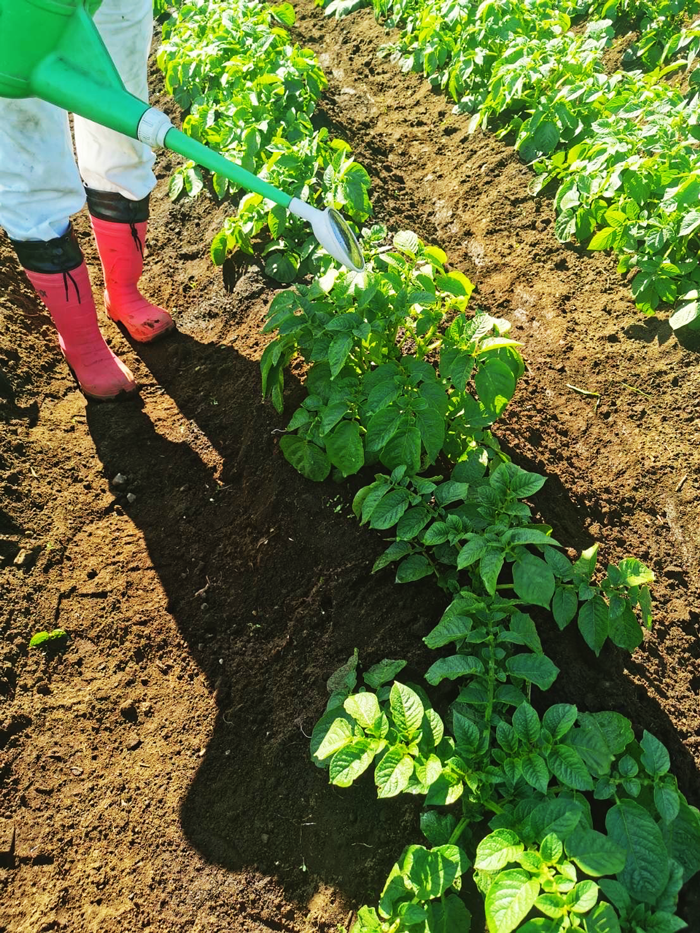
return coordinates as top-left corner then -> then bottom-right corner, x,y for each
0,97 -> 136,400
75,0 -> 174,342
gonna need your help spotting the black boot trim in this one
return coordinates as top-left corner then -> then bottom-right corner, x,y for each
85,186 -> 150,223
10,226 -> 83,274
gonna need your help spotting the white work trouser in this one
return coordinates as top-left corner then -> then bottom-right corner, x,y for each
0,0 -> 156,243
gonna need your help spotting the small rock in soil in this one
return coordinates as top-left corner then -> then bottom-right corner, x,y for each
14,548 -> 36,568
0,819 -> 15,856
112,473 -> 128,487
261,834 -> 269,844
126,493 -> 137,504
125,736 -> 141,751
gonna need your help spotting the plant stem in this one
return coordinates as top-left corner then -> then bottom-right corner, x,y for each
448,816 -> 470,845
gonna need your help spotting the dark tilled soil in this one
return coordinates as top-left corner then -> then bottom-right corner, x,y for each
1,5 -> 699,931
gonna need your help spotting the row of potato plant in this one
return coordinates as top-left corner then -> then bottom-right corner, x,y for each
157,3 -> 700,929
319,0 -> 700,331
158,0 -> 372,282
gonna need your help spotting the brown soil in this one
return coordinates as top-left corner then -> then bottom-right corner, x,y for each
1,5 -> 699,932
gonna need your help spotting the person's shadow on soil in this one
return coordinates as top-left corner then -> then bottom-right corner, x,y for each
87,323 -> 700,924
85,329 -> 446,916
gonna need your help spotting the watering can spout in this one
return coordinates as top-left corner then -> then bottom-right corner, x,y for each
0,0 -> 365,272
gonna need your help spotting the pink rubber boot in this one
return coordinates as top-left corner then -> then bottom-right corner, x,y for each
91,216 -> 175,343
25,264 -> 137,401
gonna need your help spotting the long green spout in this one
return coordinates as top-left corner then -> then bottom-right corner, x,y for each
0,0 -> 362,270
162,128 -> 291,208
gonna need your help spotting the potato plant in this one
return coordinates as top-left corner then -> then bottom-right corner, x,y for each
320,0 -> 700,330
262,229 -> 523,479
158,0 -> 371,281
157,3 -> 700,930
312,645 -> 700,932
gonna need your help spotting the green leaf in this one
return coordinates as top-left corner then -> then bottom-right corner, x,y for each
531,798 -> 584,842
369,489 -> 410,530
616,558 -> 654,587
168,172 -> 184,201
475,358 -> 516,416
578,596 -> 609,656
608,607 -> 643,652
396,554 -> 433,583
532,120 -> 560,155
513,554 -> 555,609
566,879 -> 599,913
606,798 -> 670,903
425,771 -> 464,806
424,893 -> 472,933
423,522 -> 450,546
329,333 -> 354,378
366,408 -> 403,453
372,541 -> 411,573
548,744 -> 594,791
381,426 -> 422,475
565,826 -> 627,877
329,738 -> 377,787
535,893 -> 566,919
485,869 -> 539,933
661,799 -> 700,884
641,731 -> 671,777
29,628 -> 67,648
424,612 -> 473,649
416,406 -> 445,463
363,659 -> 407,690
588,226 -> 617,251
434,480 -> 469,507
552,586 -> 578,630
521,753 -> 550,794
311,712 -> 353,762
267,204 -> 286,237
396,507 -> 431,541
506,653 -> 559,690
453,711 -> 480,751
325,420 -> 364,477
670,299 -> 700,331
344,693 -> 381,732
475,830 -> 524,872
390,682 -> 424,739
420,811 -> 457,847
570,712 -> 633,775
280,436 -> 330,482
679,211 -> 700,237
491,463 -> 546,499
457,537 -> 488,569
265,252 -> 299,284
540,833 -> 563,864
542,704 -> 578,741
393,230 -> 420,255
655,786 -> 681,824
270,1 -> 295,24
425,655 -> 484,685
210,229 -> 229,265
375,747 -> 414,798
480,548 -> 505,595
574,544 -> 599,580
585,902 -> 622,933
513,702 -> 541,745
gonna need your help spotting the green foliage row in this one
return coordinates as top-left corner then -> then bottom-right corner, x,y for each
320,0 -> 700,331
158,3 -> 700,930
157,0 -> 372,282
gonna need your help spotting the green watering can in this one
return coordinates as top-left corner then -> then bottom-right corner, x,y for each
0,0 -> 365,272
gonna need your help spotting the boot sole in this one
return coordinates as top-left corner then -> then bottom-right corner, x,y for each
106,308 -> 176,344
64,360 -> 140,403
